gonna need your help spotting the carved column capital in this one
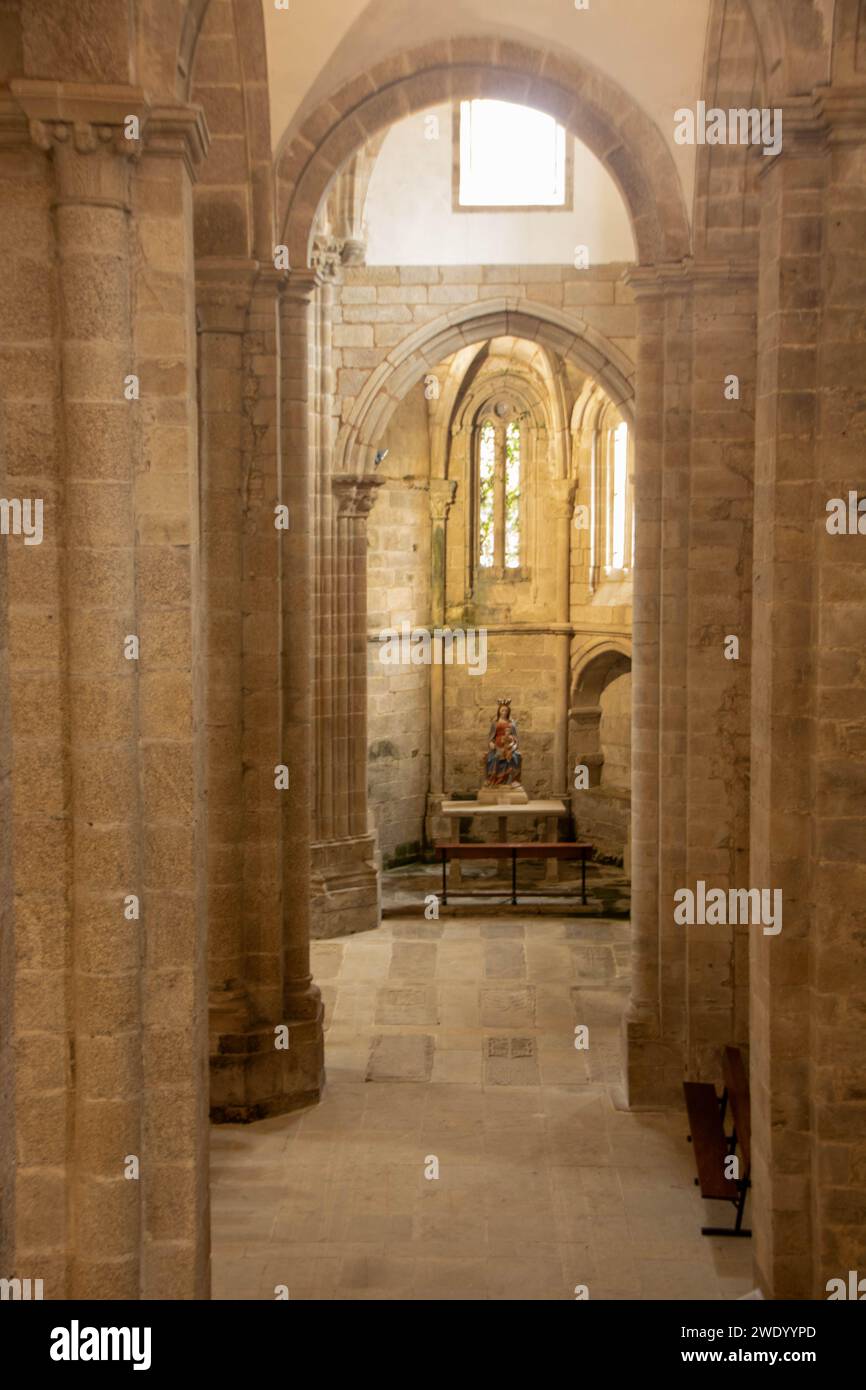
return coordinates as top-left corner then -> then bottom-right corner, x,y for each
4,81 -> 210,200
332,473 -> 384,519
311,234 -> 346,282
430,478 -> 458,523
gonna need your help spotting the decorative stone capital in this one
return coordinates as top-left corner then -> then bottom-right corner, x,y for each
332,473 -> 384,519
4,81 -> 209,199
430,478 -> 457,523
311,233 -> 346,282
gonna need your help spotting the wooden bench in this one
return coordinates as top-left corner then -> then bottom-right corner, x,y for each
683,1044 -> 751,1238
435,841 -> 592,906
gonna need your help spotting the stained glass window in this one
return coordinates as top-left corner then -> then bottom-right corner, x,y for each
504,422 -> 521,568
478,420 -> 496,568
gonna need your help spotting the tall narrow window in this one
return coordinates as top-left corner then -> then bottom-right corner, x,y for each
610,421 -> 628,570
474,404 -> 525,577
478,420 -> 496,568
504,422 -> 521,569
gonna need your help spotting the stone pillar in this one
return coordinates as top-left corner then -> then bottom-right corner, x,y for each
197,260 -> 257,1068
207,262 -> 321,1123
684,263 -> 756,1076
0,92 -> 72,1298
625,281 -> 683,1106
310,473 -> 382,937
751,90 -> 866,1299
276,270 -> 325,1098
429,478 -> 457,799
3,81 -> 211,1298
810,88 -> 866,1294
33,91 -> 145,1300
551,479 -> 575,801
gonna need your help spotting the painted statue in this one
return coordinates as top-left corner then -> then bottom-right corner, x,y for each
485,699 -> 522,786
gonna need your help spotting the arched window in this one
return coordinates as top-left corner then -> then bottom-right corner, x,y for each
608,420 -> 629,572
474,404 -> 523,575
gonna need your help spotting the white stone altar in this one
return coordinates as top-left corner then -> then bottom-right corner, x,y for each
440,799 -> 568,884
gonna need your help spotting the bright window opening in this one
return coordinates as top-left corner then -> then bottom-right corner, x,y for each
609,421 -> 629,571
459,100 -> 567,208
478,421 -> 496,568
504,421 -> 521,568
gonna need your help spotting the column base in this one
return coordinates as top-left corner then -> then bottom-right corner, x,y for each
311,834 -> 380,939
623,1004 -> 684,1109
209,985 -> 325,1123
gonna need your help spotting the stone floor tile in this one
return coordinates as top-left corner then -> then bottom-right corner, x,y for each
212,905 -> 757,1302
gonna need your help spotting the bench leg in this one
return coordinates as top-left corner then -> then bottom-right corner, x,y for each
441,854 -> 447,907
581,855 -> 587,905
511,850 -> 517,906
701,1185 -> 751,1238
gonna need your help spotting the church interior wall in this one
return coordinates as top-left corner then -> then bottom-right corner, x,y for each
366,383 -> 432,864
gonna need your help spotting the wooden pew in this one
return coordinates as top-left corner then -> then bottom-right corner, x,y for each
683,1044 -> 751,1237
435,841 -> 592,905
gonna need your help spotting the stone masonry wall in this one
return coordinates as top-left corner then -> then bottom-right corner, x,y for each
366,382 -> 431,864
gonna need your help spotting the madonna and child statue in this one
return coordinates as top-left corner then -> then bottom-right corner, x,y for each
477,698 -> 529,804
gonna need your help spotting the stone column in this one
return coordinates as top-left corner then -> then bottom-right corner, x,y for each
196,260 -> 257,1069
810,88 -> 866,1294
5,81 -> 212,1298
624,280 -> 679,1106
130,100 -> 211,1300
31,89 -> 145,1300
311,473 -> 383,936
276,270 -> 325,1100
429,478 -> 457,799
684,262 -> 756,1077
0,91 -> 72,1297
207,262 -> 321,1124
751,90 -> 866,1299
551,479 -> 576,802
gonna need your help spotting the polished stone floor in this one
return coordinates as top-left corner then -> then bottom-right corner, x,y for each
210,869 -> 754,1300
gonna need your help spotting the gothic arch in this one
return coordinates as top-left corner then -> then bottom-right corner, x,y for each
334,299 -> 635,477
274,35 -> 691,269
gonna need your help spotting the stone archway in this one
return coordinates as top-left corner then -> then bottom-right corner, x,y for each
570,642 -> 633,836
274,34 -> 690,269
335,299 -> 636,478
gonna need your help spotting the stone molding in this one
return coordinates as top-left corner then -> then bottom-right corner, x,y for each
332,473 -> 385,518
4,80 -> 209,176
195,256 -> 261,334
625,257 -> 759,298
429,478 -> 458,522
